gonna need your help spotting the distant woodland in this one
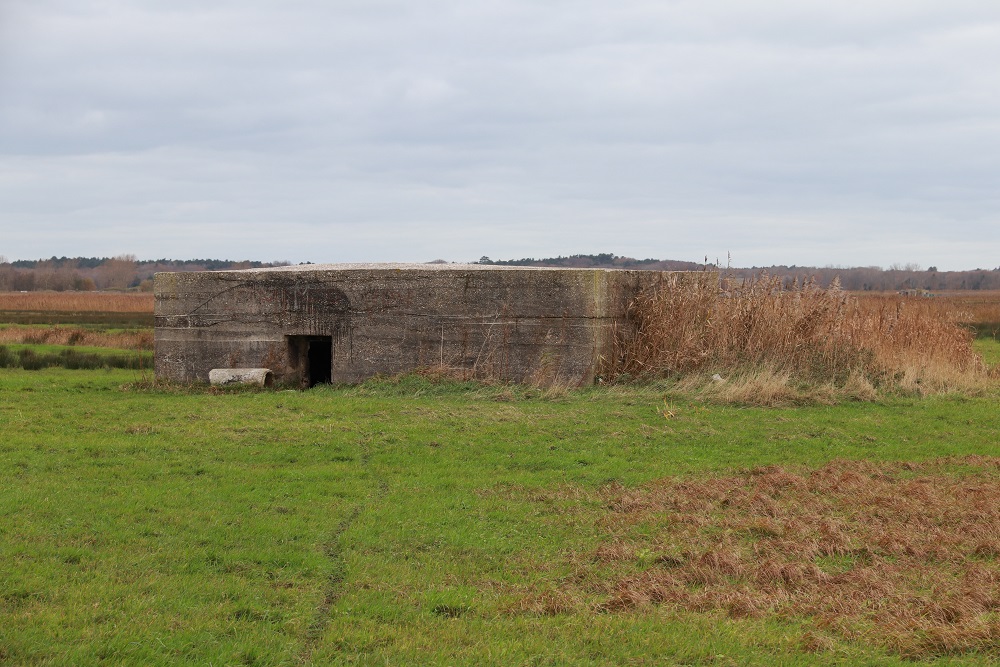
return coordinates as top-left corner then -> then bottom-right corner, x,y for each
2,253 -> 1000,292
477,254 -> 1000,291
0,255 -> 288,292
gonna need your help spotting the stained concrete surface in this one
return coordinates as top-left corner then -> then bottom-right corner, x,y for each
154,263 -> 698,386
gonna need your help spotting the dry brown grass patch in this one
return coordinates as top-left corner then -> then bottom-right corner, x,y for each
513,457 -> 1000,659
0,325 -> 152,350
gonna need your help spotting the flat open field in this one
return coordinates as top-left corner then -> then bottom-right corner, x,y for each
0,291 -> 154,353
0,291 -> 154,326
0,292 -> 154,312
1,289 -> 999,664
1,369 -> 998,666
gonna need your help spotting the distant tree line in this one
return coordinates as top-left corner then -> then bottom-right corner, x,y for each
476,254 -> 1000,291
478,253 -> 705,271
0,256 -> 290,292
4,253 -> 999,292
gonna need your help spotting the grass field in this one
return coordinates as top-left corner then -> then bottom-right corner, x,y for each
0,311 -> 154,326
2,288 -> 999,664
0,344 -> 152,370
974,338 -> 1000,367
0,291 -> 154,326
1,369 -> 998,665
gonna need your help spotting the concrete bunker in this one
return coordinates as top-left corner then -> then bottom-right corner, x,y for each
154,263 -> 703,387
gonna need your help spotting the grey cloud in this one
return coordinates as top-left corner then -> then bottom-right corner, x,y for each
1,1 -> 999,269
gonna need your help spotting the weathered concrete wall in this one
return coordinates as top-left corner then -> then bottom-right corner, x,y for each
154,264 -> 698,386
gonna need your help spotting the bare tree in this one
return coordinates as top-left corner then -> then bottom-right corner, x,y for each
97,254 -> 138,290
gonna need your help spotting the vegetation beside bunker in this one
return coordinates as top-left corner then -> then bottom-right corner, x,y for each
615,272 -> 992,402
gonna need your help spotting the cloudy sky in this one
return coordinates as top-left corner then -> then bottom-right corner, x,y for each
1,1 -> 999,269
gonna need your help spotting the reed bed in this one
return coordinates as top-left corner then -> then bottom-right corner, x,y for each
858,291 -> 1000,339
0,325 -> 152,350
0,291 -> 153,313
858,292 -> 1000,324
617,273 -> 990,400
923,290 -> 1000,324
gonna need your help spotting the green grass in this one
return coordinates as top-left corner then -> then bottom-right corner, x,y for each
0,344 -> 151,370
0,310 -> 153,327
3,342 -> 146,357
973,337 -> 1000,367
1,369 -> 998,665
0,322 -> 148,333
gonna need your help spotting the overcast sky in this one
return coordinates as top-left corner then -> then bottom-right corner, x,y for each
1,1 -> 999,270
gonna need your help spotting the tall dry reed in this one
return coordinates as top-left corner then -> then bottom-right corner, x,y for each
617,272 -> 988,396
858,292 -> 1000,338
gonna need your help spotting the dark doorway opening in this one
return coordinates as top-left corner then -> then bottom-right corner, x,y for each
288,335 -> 333,388
307,338 -> 333,387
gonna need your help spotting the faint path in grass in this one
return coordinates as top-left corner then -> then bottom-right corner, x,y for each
297,442 -> 390,665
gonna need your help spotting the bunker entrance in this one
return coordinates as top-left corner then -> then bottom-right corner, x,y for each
288,336 -> 333,387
